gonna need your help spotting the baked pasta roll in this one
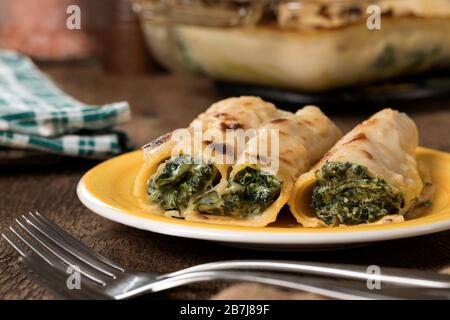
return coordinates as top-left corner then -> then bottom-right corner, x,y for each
289,108 -> 423,227
133,97 -> 284,218
185,106 -> 342,227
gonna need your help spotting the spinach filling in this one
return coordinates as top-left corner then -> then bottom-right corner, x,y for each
311,162 -> 404,225
147,156 -> 219,212
195,167 -> 282,218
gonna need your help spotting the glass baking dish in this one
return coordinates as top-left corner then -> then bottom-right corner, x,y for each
132,0 -> 450,92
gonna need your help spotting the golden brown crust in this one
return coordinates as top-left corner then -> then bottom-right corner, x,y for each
141,132 -> 172,151
277,0 -> 450,31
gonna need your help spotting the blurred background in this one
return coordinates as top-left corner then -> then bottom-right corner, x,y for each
0,0 -> 449,107
0,0 -> 151,71
1,1 -> 450,301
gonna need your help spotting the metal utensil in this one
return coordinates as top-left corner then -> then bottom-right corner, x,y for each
3,212 -> 450,300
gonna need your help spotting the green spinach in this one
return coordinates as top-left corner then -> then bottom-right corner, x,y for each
148,156 -> 218,212
312,161 -> 404,225
196,167 -> 282,218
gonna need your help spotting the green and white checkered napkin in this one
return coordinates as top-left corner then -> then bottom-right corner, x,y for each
0,50 -> 132,158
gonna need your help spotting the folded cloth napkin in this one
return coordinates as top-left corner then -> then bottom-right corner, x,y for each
0,50 -> 132,158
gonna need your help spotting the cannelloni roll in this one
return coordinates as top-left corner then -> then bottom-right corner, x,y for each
186,106 -> 342,227
133,97 -> 284,218
289,109 -> 424,227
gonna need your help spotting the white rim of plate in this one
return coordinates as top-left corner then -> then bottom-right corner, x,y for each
77,179 -> 450,246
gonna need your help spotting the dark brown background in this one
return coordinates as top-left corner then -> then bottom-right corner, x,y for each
1,64 -> 450,299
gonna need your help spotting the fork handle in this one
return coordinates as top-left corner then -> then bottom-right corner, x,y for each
115,270 -> 449,300
163,260 -> 450,289
116,271 -> 375,300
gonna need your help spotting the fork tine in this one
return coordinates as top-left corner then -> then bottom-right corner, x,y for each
17,261 -> 93,300
3,232 -> 80,299
3,231 -> 109,299
13,217 -> 107,286
2,232 -> 27,257
22,213 -> 118,278
7,226 -> 55,266
18,255 -> 109,300
32,211 -> 124,271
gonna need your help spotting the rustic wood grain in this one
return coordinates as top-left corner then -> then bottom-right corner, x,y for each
0,64 -> 449,300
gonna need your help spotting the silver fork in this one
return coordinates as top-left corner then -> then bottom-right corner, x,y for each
2,212 -> 450,300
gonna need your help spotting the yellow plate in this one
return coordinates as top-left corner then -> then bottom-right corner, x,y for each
77,147 -> 450,250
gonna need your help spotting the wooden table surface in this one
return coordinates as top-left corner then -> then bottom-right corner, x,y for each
1,64 -> 450,300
